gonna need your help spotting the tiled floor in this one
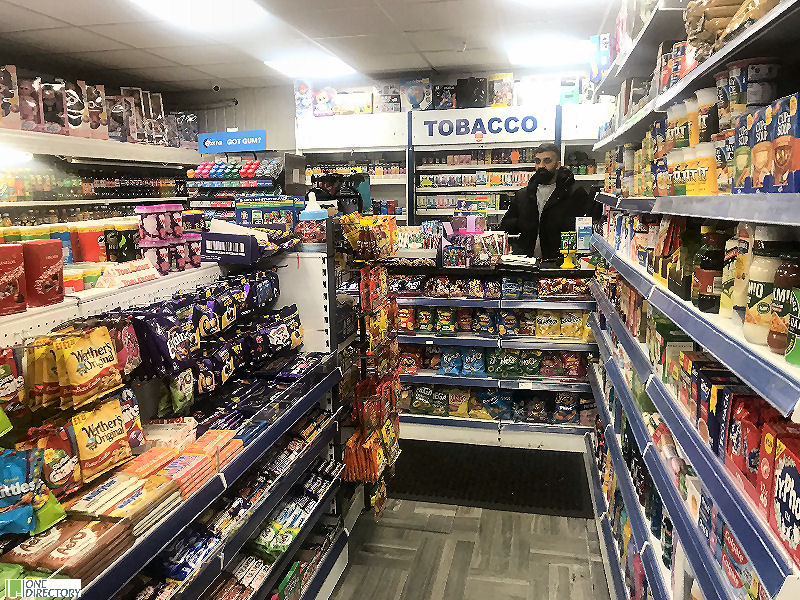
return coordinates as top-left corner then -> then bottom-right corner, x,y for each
331,498 -> 610,600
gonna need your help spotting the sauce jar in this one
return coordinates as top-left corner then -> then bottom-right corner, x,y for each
744,245 -> 782,345
768,252 -> 800,354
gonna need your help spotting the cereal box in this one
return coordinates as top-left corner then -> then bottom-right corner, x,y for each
770,434 -> 800,568
757,422 -> 800,519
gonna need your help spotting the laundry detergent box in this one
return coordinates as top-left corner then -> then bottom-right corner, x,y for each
771,93 -> 800,192
757,421 -> 800,519
769,434 -> 800,568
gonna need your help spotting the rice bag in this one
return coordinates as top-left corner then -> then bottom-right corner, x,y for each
562,352 -> 587,378
520,350 -> 543,377
455,307 -> 473,332
435,307 -> 457,333
497,310 -> 519,336
501,277 -> 522,299
561,311 -> 586,339
0,449 -> 44,535
437,347 -> 462,375
447,387 -> 470,417
430,390 -> 449,416
518,310 -> 537,335
416,307 -> 435,332
483,280 -> 501,299
460,347 -> 486,376
540,352 -> 566,377
535,310 -> 561,338
472,309 -> 496,335
411,385 -> 433,414
466,279 -> 484,298
396,307 -> 416,331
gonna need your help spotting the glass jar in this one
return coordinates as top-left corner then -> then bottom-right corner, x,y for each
768,252 -> 800,354
743,246 -> 782,345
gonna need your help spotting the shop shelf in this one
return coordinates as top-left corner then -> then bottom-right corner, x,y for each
655,1 -> 800,111
498,378 -> 591,392
398,413 -> 590,436
593,98 -> 659,152
588,313 -> 611,364
415,186 -> 519,193
594,0 -> 687,97
595,231 -> 800,417
0,298 -> 80,345
589,364 -> 613,431
298,529 -> 349,600
399,370 -> 499,387
252,482 -> 341,600
396,332 -> 500,347
0,128 -> 199,164
416,163 -> 539,172
599,515 -> 628,600
595,192 -> 657,214
415,208 -> 506,215
573,174 -> 605,181
0,196 -> 187,208
500,298 -> 596,310
500,336 -> 597,351
81,366 -> 342,600
395,297 -> 501,308
188,199 -> 237,208
589,280 -> 653,381
175,417 -> 339,600
592,281 -> 800,599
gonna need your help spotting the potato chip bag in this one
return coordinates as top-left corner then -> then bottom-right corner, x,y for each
561,311 -> 586,339
447,387 -> 470,417
535,311 -> 561,338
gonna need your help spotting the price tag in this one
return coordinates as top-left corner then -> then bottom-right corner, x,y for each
518,380 -> 533,390
425,340 -> 434,345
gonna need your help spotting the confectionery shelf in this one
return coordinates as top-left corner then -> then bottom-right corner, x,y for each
298,530 -> 349,600
0,263 -> 222,344
597,191 -> 800,227
591,279 -> 800,599
395,297 -> 595,312
592,233 -> 800,418
415,208 -> 506,216
82,366 -> 343,600
0,128 -> 200,164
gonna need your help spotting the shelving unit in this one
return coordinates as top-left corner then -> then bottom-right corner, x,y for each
400,369 -> 591,392
0,128 -> 199,164
0,196 -> 187,208
590,256 -> 800,599
416,185 -> 519,193
592,233 -> 800,418
416,162 -> 538,172
82,367 -> 343,600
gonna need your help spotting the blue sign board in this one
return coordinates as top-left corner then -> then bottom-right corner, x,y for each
198,130 -> 267,154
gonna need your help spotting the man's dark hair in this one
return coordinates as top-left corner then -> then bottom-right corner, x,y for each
535,142 -> 560,156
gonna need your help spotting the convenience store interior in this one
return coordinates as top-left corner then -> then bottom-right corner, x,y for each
2,1 -> 800,600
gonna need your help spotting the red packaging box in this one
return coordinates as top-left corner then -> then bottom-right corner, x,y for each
22,239 -> 63,307
769,434 -> 800,568
0,243 -> 26,315
691,364 -> 729,425
757,422 -> 800,519
697,371 -> 739,448
725,397 -> 763,487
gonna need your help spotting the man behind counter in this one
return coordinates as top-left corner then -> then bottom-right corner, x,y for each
500,142 -> 597,261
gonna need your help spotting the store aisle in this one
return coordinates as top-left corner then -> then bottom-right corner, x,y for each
331,498 -> 609,600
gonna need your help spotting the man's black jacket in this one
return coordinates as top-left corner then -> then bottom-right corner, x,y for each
500,166 -> 598,260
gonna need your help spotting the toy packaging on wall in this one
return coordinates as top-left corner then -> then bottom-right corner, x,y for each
83,82 -> 108,139
120,86 -> 147,142
1,65 -> 21,130
38,79 -> 67,135
17,77 -> 41,131
489,73 -> 514,107
63,80 -> 90,138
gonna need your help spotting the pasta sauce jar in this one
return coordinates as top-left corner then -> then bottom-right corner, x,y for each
768,252 -> 800,354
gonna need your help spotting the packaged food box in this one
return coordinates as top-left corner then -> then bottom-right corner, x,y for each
0,243 -> 26,315
750,105 -> 773,191
757,421 -> 800,519
772,93 -> 800,192
769,434 -> 800,568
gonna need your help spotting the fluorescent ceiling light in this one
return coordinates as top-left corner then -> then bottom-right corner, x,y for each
506,37 -> 593,67
0,147 -> 32,166
265,54 -> 356,79
130,0 -> 269,32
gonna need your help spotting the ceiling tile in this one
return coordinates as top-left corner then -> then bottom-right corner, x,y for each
157,78 -> 239,91
87,21 -> 207,48
1,26 -> 127,52
316,33 -> 415,56
124,65 -> 217,82
378,0 -> 495,31
68,49 -> 177,69
422,48 -> 508,69
297,7 -> 397,37
146,45 -> 249,66
0,1 -> 66,31
404,28 -> 496,53
197,62 -> 277,79
350,52 -> 429,73
226,76 -> 288,88
2,0 -> 153,26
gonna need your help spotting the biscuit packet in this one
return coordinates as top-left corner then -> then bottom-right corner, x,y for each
72,398 -> 132,483
53,327 -> 122,409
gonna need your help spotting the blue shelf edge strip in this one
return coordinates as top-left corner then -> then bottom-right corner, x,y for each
592,231 -> 800,417
399,413 -> 591,436
299,529 -> 348,600
83,366 -> 343,600
604,357 -> 651,452
589,365 -> 613,429
398,372 -> 591,392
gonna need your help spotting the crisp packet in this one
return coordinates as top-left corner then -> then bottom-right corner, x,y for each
460,347 -> 486,376
437,347 -> 462,375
